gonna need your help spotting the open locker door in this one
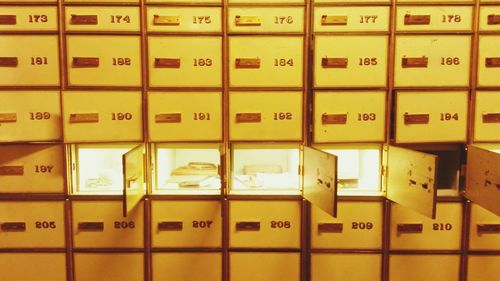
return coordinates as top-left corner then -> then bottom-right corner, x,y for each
386,145 -> 438,219
122,144 -> 146,217
302,146 -> 338,218
465,145 -> 500,216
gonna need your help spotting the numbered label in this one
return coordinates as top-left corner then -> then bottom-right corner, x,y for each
193,113 -> 211,121
273,112 -> 293,120
111,15 -> 131,24
31,57 -> 48,65
441,57 -> 460,65
192,220 -> 213,228
30,112 -> 51,120
274,16 -> 293,24
274,58 -> 294,67
352,222 -> 374,230
442,15 -> 461,23
112,58 -> 131,66
440,113 -> 459,121
432,223 -> 453,231
29,15 -> 48,23
111,112 -> 133,121
270,220 -> 291,229
360,15 -> 378,24
193,16 -> 211,24
358,113 -> 377,121
35,165 -> 54,173
359,58 -> 378,66
114,221 -> 135,229
193,58 -> 213,67
35,221 -> 56,229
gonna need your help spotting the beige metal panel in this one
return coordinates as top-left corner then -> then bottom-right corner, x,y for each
389,255 -> 461,281
479,6 -> 500,31
395,91 -> 468,143
311,202 -> 383,249
0,201 -> 65,248
0,144 -> 64,194
477,36 -> 500,87
146,7 -> 221,33
229,36 -> 303,87
66,35 -> 142,87
394,35 -> 471,87
229,200 -> 301,248
65,6 -> 140,32
315,0 -> 390,3
229,91 -> 303,141
396,6 -> 473,32
311,253 -> 382,281
66,0 -> 139,3
467,255 -> 500,281
386,145 -> 437,219
0,35 -> 59,86
228,7 -> 304,33
397,0 -> 473,2
465,147 -> 500,217
152,252 -> 222,281
0,6 -> 58,31
314,36 -> 388,88
390,202 -> 462,250
151,200 -> 222,248
469,204 -> 500,250
74,253 -> 144,281
72,201 -> 144,248
148,92 -> 222,142
0,253 -> 66,281
62,91 -> 143,142
229,0 -> 303,3
314,6 -> 390,32
314,91 -> 386,143
230,252 -> 300,281
0,91 -> 61,142
148,36 -> 222,87
147,0 -> 220,3
474,91 -> 500,142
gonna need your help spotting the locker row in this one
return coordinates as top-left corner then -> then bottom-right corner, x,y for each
1,252 -> 498,281
1,34 -> 500,88
1,5 -> 500,33
1,200 -> 499,250
1,90 -> 499,142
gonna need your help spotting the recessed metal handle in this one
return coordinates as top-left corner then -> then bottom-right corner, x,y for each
488,14 -> 500,25
485,57 -> 500,68
69,113 -> 99,123
0,166 -> 24,176
322,114 -> 347,125
153,15 -> 180,26
318,223 -> 343,233
0,15 -> 16,25
477,224 -> 500,233
155,113 -> 181,123
322,57 -> 348,68
1,222 -> 26,232
78,222 -> 104,231
397,223 -> 423,233
321,15 -> 348,25
158,221 -> 183,231
155,58 -> 181,68
235,58 -> 260,69
0,113 -> 17,123
402,57 -> 428,68
404,113 -> 430,125
236,113 -> 261,123
482,113 -> 500,123
404,14 -> 431,25
235,15 -> 261,26
72,57 -> 99,68
236,221 -> 260,231
70,15 -> 98,25
0,57 -> 18,67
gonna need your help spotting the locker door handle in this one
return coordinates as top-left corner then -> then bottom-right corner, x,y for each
70,15 -> 98,25
153,15 -> 180,26
321,15 -> 348,25
69,113 -> 99,124
0,165 -> 24,176
482,113 -> 500,123
158,221 -> 183,231
235,15 -> 261,26
0,113 -> 17,123
0,15 -> 16,25
397,223 -> 423,233
78,222 -> 104,231
1,222 -> 26,232
155,58 -> 181,68
322,114 -> 347,125
402,57 -> 428,68
236,113 -> 261,123
155,113 -> 182,123
404,113 -> 430,125
0,57 -> 18,67
236,221 -> 260,231
235,58 -> 260,69
477,224 -> 500,233
322,57 -> 348,68
487,14 -> 500,25
318,223 -> 343,233
72,57 -> 99,68
404,14 -> 431,25
485,57 -> 500,68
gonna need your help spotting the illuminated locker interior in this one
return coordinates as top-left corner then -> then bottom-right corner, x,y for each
0,0 -> 499,281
